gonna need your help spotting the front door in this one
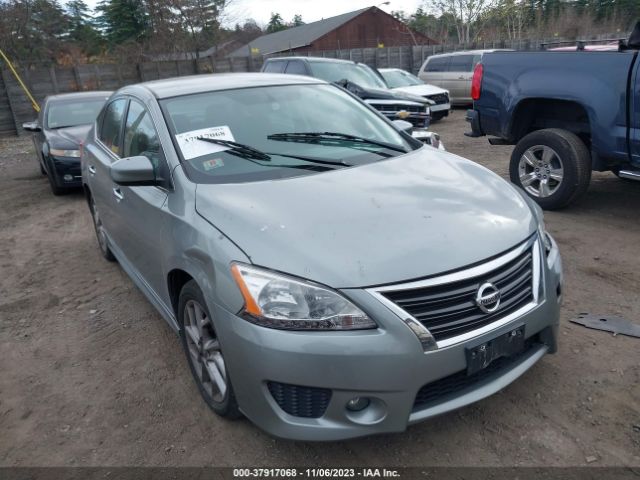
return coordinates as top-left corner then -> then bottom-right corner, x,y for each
114,98 -> 171,298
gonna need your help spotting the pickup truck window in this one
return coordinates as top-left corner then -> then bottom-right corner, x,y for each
263,60 -> 286,73
285,61 -> 307,75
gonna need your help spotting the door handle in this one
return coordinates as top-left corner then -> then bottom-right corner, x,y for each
88,165 -> 96,175
458,76 -> 465,80
113,188 -> 124,202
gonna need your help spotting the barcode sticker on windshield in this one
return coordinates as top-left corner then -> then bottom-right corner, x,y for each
175,126 -> 235,160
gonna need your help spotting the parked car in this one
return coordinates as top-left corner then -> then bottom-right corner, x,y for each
418,50 -> 508,105
82,73 -> 562,441
466,25 -> 640,209
23,91 -> 111,195
379,68 -> 451,121
261,56 -> 443,149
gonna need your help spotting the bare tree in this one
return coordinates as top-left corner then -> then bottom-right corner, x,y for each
424,0 -> 497,44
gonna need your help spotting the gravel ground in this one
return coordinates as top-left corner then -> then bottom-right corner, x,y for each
0,109 -> 639,467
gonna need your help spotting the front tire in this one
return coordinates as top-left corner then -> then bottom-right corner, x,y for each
178,280 -> 241,419
45,160 -> 67,196
510,129 -> 591,210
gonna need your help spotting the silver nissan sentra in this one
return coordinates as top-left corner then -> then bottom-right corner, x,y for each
81,73 -> 563,441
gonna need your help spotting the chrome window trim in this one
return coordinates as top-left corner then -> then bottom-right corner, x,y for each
367,234 -> 542,351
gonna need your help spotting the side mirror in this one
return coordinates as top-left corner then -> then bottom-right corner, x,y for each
110,156 -> 157,186
392,119 -> 413,133
22,121 -> 41,132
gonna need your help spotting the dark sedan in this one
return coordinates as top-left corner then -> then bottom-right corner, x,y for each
23,91 -> 111,195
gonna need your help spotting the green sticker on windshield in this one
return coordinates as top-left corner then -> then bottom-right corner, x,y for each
202,158 -> 224,170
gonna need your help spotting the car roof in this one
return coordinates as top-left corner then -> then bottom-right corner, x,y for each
123,73 -> 326,99
266,56 -> 358,65
426,49 -> 511,59
379,68 -> 411,73
46,91 -> 112,102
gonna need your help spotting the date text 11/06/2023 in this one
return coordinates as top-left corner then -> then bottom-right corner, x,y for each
233,468 -> 401,478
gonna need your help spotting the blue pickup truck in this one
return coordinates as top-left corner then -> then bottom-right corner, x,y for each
466,24 -> 640,209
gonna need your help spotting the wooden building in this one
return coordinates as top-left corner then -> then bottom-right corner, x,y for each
228,7 -> 437,58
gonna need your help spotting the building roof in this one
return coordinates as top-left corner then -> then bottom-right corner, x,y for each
228,8 -> 370,57
121,73 -> 325,99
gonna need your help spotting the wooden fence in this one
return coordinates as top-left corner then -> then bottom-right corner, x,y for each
0,35 -> 619,137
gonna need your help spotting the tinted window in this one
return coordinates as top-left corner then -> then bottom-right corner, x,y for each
425,57 -> 449,72
123,100 -> 169,186
285,60 -> 307,75
263,60 -> 286,73
99,99 -> 127,156
47,98 -> 107,129
309,62 -> 387,89
448,55 -> 474,72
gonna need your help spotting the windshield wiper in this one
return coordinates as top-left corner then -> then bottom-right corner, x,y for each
267,132 -> 408,154
194,137 -> 340,171
265,152 -> 351,167
197,137 -> 271,161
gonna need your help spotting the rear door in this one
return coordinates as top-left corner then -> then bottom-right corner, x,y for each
443,54 -> 475,104
86,97 -> 128,244
419,56 -> 449,87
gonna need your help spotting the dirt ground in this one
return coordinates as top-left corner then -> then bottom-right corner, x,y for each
0,109 -> 638,467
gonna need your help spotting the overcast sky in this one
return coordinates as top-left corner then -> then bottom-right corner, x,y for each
77,0 -> 425,27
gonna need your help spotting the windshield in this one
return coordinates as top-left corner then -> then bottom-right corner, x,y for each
309,62 -> 388,90
381,70 -> 423,88
46,99 -> 106,129
161,84 -> 416,184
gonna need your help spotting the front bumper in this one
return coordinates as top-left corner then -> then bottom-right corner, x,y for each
210,236 -> 562,441
50,156 -> 82,187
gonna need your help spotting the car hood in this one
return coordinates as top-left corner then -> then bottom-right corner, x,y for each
47,124 -> 92,148
195,148 -> 537,288
342,81 -> 428,105
392,84 -> 448,97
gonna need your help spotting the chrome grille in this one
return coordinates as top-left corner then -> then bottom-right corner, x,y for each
426,93 -> 449,105
380,243 -> 536,343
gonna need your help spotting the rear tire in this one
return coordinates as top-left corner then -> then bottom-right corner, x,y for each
509,129 -> 591,210
89,196 -> 116,262
178,280 -> 241,419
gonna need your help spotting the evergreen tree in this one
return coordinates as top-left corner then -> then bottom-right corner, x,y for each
291,14 -> 304,27
266,12 -> 286,33
66,0 -> 103,55
96,0 -> 149,45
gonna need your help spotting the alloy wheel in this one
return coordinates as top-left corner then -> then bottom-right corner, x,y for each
518,145 -> 564,198
183,299 -> 227,403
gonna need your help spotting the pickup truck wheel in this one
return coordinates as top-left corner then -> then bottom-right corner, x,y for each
510,129 -> 591,210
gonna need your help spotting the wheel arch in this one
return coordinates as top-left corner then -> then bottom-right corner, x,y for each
508,98 -> 592,147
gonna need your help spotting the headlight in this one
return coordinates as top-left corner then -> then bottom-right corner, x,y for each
50,148 -> 80,158
230,263 -> 376,331
539,224 -> 552,255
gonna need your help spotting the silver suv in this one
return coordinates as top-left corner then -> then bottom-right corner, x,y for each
418,50 -> 509,105
82,73 -> 563,441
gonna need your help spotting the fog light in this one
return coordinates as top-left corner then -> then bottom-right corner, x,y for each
346,397 -> 370,412
63,174 -> 73,182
